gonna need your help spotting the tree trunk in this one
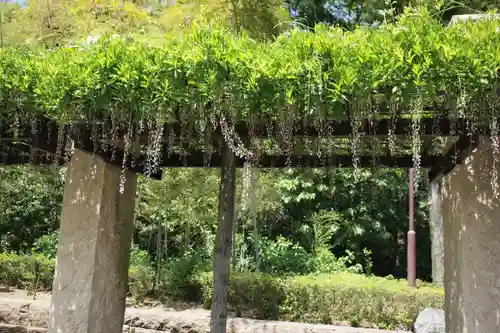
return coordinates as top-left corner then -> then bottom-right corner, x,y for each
155,222 -> 163,291
231,194 -> 238,270
164,225 -> 168,264
251,169 -> 260,271
428,180 -> 444,287
1,2 -> 4,48
210,144 -> 237,333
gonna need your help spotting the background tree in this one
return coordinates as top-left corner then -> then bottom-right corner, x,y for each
0,166 -> 63,253
286,0 -> 500,28
2,0 -> 290,47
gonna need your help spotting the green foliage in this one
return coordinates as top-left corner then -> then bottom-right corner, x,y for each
158,251 -> 208,301
33,231 -> 60,259
281,273 -> 443,328
428,0 -> 500,23
0,250 -> 159,304
198,271 -> 285,319
0,165 -> 432,280
198,271 -> 443,329
0,252 -> 55,290
135,169 -> 220,258
0,7 -> 499,125
3,0 -> 289,48
130,245 -> 153,267
254,234 -> 351,276
312,246 -> 349,273
259,236 -> 314,275
275,168 -> 432,278
4,0 -> 157,47
0,166 -> 63,253
158,0 -> 290,39
0,1 -> 20,47
0,164 -> 432,280
128,246 -> 155,303
287,0 -> 500,29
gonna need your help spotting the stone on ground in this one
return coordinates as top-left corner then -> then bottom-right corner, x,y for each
411,308 -> 445,333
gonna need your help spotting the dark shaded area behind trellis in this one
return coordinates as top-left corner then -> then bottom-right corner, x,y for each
0,117 -> 485,182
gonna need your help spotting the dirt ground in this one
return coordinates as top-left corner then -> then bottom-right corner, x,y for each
0,290 -> 410,333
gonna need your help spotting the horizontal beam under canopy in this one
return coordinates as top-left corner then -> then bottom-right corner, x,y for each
0,117 -> 489,141
0,118 -> 461,173
155,152 -> 440,168
0,139 -> 164,180
0,143 -> 441,169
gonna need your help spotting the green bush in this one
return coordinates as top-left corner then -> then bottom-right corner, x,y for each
312,246 -> 349,274
158,251 -> 208,301
128,247 -> 155,303
0,250 -> 158,304
280,274 -> 443,329
259,236 -> 314,275
198,271 -> 285,320
33,231 -> 60,259
198,271 -> 443,329
0,252 -> 55,290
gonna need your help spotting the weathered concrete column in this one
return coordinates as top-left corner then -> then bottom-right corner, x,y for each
428,180 -> 444,287
49,150 -> 137,333
441,138 -> 500,333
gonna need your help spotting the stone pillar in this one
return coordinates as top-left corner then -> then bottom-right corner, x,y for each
441,138 -> 500,333
428,180 -> 444,287
49,150 -> 137,333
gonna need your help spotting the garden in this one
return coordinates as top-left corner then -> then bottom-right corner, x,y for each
1,0 -> 499,331
0,166 -> 443,330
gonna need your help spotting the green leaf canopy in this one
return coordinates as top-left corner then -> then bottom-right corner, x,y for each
1,8 -> 499,127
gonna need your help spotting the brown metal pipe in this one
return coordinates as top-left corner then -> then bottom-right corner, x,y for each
408,168 -> 416,287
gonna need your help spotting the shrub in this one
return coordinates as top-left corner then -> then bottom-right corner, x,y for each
280,273 -> 443,329
198,271 -> 285,320
259,236 -> 313,275
0,252 -> 55,290
128,247 -> 155,303
0,250 -> 158,305
158,251 -> 208,301
198,271 -> 444,329
33,231 -> 60,259
312,246 -> 348,273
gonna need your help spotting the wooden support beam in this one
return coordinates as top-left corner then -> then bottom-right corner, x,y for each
158,151 -> 441,168
210,117 -> 484,138
0,141 -> 441,169
428,134 -> 480,182
116,117 -> 490,139
210,144 -> 237,333
0,124 -> 163,179
0,142 -> 58,166
34,121 -> 163,179
0,117 -> 490,141
0,119 -> 447,170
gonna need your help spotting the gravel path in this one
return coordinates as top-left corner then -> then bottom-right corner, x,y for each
0,290 -> 410,333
